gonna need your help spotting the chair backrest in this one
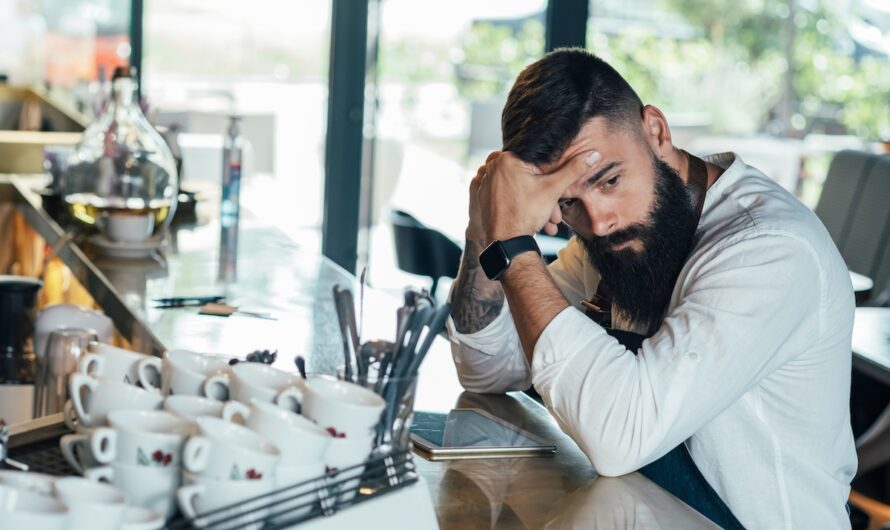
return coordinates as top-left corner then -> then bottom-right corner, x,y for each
814,150 -> 876,247
390,209 -> 462,285
840,156 -> 890,277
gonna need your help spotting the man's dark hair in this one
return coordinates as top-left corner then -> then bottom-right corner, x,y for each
501,48 -> 643,165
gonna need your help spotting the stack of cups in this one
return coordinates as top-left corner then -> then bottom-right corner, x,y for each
77,410 -> 192,519
61,373 -> 164,473
178,416 -> 280,528
300,377 -> 386,505
221,398 -> 331,521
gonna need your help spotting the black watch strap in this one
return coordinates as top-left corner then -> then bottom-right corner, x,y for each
479,235 -> 542,281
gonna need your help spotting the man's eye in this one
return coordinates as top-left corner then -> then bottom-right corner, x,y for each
559,198 -> 577,210
602,175 -> 621,189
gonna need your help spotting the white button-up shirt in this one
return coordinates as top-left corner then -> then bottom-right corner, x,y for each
448,153 -> 858,529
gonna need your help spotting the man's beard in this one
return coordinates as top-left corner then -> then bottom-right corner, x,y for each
583,156 -> 699,336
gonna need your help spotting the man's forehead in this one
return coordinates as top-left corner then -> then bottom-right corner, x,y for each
541,117 -> 633,172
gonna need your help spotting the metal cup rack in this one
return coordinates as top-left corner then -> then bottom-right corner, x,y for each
2,421 -> 428,529
165,448 -> 419,529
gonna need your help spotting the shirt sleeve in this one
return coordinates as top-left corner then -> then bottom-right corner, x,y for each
531,232 -> 824,476
447,237 -> 593,394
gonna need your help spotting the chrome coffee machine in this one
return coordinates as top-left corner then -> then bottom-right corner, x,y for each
0,276 -> 42,384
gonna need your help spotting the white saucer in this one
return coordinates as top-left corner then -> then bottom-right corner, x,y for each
88,234 -> 165,259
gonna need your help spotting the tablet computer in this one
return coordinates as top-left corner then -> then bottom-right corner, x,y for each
410,408 -> 557,460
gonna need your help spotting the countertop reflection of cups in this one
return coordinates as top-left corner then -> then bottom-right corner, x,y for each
183,416 -> 280,481
107,410 -> 193,468
204,363 -> 304,413
0,483 -> 69,530
161,349 -> 231,399
177,472 -> 275,529
163,395 -> 225,421
80,342 -> 162,389
35,304 -> 113,362
301,377 -> 386,439
69,374 -> 163,428
55,476 -> 128,530
105,212 -> 155,243
85,462 -> 181,520
222,398 -> 331,465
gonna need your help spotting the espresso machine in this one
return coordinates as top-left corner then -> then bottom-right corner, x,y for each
0,275 -> 42,425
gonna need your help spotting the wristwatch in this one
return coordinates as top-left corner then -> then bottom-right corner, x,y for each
479,235 -> 542,281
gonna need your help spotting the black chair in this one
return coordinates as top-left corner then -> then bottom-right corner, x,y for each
390,209 -> 462,301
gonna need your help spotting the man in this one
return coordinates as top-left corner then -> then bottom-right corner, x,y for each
447,48 -> 857,528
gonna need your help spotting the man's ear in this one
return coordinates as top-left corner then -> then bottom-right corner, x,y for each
641,105 -> 673,159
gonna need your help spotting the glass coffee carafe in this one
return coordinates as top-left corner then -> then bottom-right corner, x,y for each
64,66 -> 178,242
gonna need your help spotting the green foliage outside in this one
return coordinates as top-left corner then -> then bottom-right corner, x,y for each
448,1 -> 890,139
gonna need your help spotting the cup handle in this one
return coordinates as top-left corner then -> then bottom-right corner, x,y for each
59,433 -> 89,474
69,373 -> 98,427
137,357 -> 163,392
182,435 -> 211,473
79,353 -> 105,377
202,372 -> 230,401
63,399 -> 78,431
90,427 -> 117,465
176,483 -> 206,521
275,386 -> 304,414
221,400 -> 250,424
84,465 -> 113,483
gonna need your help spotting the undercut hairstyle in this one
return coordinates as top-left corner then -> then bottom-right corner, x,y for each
501,48 -> 644,165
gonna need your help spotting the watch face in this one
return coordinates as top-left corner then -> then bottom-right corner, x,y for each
480,242 -> 510,281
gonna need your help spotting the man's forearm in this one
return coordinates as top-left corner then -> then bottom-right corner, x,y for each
450,236 -> 505,334
500,252 -> 570,362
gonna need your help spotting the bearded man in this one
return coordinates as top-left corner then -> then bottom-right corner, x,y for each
447,48 -> 857,529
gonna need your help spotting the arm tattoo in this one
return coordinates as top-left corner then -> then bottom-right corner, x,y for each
451,238 -> 505,334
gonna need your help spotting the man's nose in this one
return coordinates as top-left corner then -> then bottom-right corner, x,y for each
585,201 -> 617,237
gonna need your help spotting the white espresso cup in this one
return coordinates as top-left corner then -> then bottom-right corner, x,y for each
323,431 -> 375,506
182,416 -> 281,481
85,462 -> 181,520
222,398 -> 331,465
120,506 -> 165,530
163,395 -> 225,421
0,470 -> 57,496
60,426 -> 116,474
107,409 -> 193,468
0,483 -> 69,530
69,374 -> 163,428
177,472 -> 276,529
161,349 -> 231,399
80,342 -> 162,388
271,461 -> 326,522
301,377 -> 386,438
55,476 -> 128,530
204,362 -> 304,413
105,212 -> 155,243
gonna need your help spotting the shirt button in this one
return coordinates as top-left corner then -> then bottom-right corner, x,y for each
687,351 -> 699,361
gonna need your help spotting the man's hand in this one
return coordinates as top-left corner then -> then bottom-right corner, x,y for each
475,150 -> 602,243
467,151 -> 502,245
